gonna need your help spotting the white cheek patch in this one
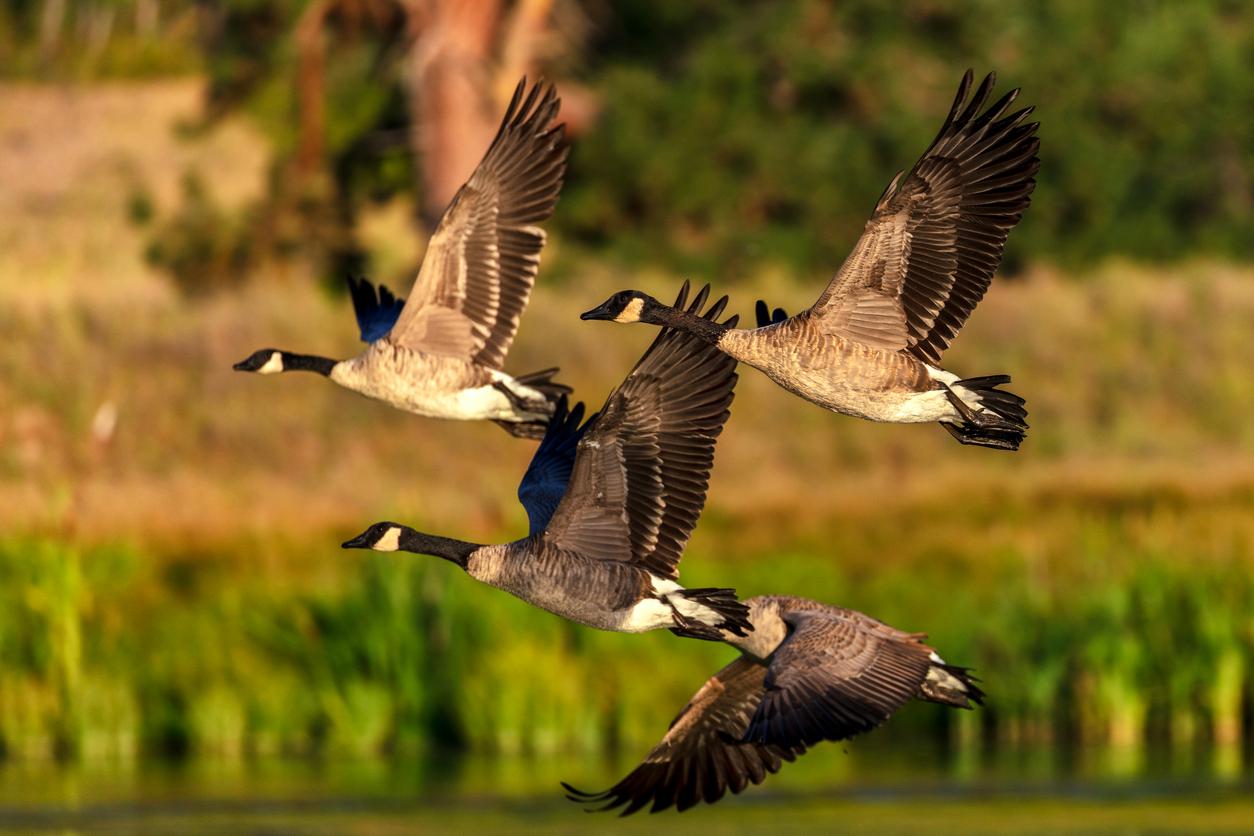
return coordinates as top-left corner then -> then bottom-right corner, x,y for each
614,297 -> 644,323
373,526 -> 402,551
257,352 -> 285,374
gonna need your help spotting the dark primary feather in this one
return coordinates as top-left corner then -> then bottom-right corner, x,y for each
562,657 -> 802,815
347,276 -> 406,343
517,395 -> 595,536
809,70 -> 1040,363
542,281 -> 739,579
389,78 -> 570,366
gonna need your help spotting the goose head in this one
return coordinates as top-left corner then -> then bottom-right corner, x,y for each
233,349 -> 285,374
342,521 -> 411,552
580,290 -> 664,325
342,522 -> 476,568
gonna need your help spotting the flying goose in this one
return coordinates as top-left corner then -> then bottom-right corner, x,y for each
342,283 -> 752,641
564,594 -> 982,814
234,78 -> 570,439
582,71 -> 1038,450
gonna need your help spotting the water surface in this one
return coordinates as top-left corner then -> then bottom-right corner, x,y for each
2,739 -> 1251,834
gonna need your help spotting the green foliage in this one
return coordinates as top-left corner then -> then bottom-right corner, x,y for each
2,494 -> 1253,762
189,0 -> 415,286
144,172 -> 257,296
121,0 -> 1253,289
0,0 -> 202,80
563,0 -> 1254,276
10,1 -> 1253,285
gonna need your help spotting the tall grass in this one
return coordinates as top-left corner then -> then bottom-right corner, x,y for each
2,482 -> 1252,763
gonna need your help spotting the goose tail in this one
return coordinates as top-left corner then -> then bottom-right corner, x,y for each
514,367 -> 572,405
666,587 -> 753,642
492,368 -> 573,439
918,653 -> 985,709
941,374 -> 1028,451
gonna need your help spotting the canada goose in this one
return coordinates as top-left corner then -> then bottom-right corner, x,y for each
582,71 -> 1037,450
342,283 -> 752,640
564,594 -> 982,814
234,78 -> 570,439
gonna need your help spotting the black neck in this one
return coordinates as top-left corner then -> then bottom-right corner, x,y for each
399,530 -> 479,569
282,352 -> 337,376
650,305 -> 732,344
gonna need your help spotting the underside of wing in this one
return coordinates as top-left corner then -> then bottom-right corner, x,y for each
563,657 -> 803,815
542,283 -> 738,578
389,78 -> 569,366
810,70 -> 1040,363
517,396 -> 595,536
347,276 -> 406,343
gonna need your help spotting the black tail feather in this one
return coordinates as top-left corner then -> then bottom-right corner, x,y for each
941,374 -> 1028,451
667,587 -> 752,642
493,418 -> 548,440
515,367 -> 572,403
919,663 -> 985,709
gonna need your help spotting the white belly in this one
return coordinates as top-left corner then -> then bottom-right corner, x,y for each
619,597 -> 676,633
330,349 -> 541,421
617,577 -> 722,633
885,388 -> 955,423
407,384 -> 517,420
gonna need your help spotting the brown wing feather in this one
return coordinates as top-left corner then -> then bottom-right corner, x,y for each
563,657 -> 803,815
744,608 -> 934,747
542,283 -> 738,578
390,78 -> 569,366
809,70 -> 1040,363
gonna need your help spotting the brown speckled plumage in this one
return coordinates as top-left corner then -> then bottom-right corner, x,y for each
351,285 -> 753,639
585,71 -> 1037,449
565,595 -> 982,815
239,78 -> 570,437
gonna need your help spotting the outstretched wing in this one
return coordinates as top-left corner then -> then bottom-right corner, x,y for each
388,78 -> 569,367
744,608 -> 933,748
754,300 -> 789,328
563,657 -> 803,815
517,396 -> 595,536
347,276 -> 406,343
542,282 -> 738,579
809,71 -> 1040,364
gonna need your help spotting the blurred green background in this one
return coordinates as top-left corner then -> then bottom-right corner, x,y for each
2,0 -> 1254,831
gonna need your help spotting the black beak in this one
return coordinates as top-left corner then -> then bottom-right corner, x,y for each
580,300 -> 616,321
232,359 -> 250,371
341,533 -> 372,549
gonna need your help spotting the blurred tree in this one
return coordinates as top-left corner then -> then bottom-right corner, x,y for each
565,0 -> 1254,278
148,0 -> 578,291
131,0 -> 1251,291
0,0 -> 201,77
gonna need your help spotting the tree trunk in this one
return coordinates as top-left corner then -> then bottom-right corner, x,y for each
402,0 -> 505,230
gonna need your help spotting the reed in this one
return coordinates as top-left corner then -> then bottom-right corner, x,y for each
2,486 -> 1251,763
